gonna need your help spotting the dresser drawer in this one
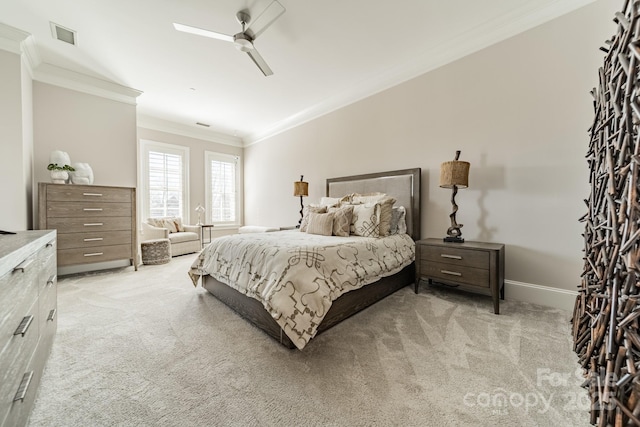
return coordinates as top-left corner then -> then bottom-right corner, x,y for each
58,244 -> 133,266
45,184 -> 132,203
0,300 -> 39,425
420,261 -> 490,288
47,216 -> 132,233
57,230 -> 132,250
45,201 -> 132,218
421,245 -> 489,270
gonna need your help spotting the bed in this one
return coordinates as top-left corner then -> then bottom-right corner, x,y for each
190,168 -> 421,349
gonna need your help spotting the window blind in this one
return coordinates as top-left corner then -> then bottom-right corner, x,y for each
148,150 -> 183,218
209,158 -> 237,223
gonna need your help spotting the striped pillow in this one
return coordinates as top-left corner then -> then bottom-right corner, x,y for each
305,212 -> 335,236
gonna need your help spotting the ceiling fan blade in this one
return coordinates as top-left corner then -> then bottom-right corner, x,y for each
173,23 -> 234,43
245,0 -> 285,39
246,49 -> 273,76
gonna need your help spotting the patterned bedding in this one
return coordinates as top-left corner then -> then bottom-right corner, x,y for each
189,230 -> 415,349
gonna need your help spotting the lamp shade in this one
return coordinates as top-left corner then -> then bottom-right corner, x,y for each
293,180 -> 308,197
440,160 -> 470,189
195,204 -> 205,214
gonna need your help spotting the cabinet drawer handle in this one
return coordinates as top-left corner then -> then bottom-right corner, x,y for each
13,259 -> 34,273
83,237 -> 103,242
47,309 -> 57,322
46,240 -> 55,248
14,315 -> 34,336
47,274 -> 57,286
441,270 -> 462,277
83,208 -> 103,211
84,223 -> 103,227
84,252 -> 104,257
441,254 -> 462,260
83,192 -> 103,197
13,371 -> 33,402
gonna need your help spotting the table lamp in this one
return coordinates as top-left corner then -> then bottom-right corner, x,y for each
293,175 -> 309,228
195,204 -> 205,226
440,150 -> 470,243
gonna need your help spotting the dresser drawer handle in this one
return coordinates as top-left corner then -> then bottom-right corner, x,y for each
83,192 -> 103,197
84,252 -> 104,257
83,237 -> 104,242
47,274 -> 57,286
84,223 -> 103,227
14,315 -> 34,337
46,240 -> 55,248
13,371 -> 33,402
441,254 -> 462,260
83,208 -> 103,211
47,309 -> 57,322
13,259 -> 33,273
441,270 -> 462,277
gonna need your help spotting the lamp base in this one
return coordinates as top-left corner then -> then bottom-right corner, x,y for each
443,236 -> 464,243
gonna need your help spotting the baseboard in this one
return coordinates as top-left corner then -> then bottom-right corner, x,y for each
504,280 -> 578,312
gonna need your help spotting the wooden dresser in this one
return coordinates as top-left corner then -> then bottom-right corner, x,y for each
0,230 -> 57,427
415,238 -> 505,314
38,183 -> 137,271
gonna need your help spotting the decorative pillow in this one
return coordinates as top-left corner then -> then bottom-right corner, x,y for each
373,197 -> 396,237
352,192 -> 387,204
300,205 -> 327,232
390,206 -> 406,235
306,212 -> 334,236
328,205 -> 354,237
320,195 -> 351,206
350,203 -> 381,238
147,217 -> 184,233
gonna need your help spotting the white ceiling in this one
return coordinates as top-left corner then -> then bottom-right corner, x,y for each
1,0 -> 594,145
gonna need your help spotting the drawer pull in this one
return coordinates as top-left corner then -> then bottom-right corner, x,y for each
13,259 -> 33,273
441,254 -> 462,260
14,315 -> 34,337
47,309 -> 57,322
84,252 -> 104,257
47,274 -> 57,286
84,223 -> 103,227
441,270 -> 462,277
46,240 -> 55,248
13,371 -> 33,402
83,192 -> 103,197
83,237 -> 104,242
83,208 -> 103,211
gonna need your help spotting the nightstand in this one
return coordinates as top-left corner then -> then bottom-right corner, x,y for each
415,238 -> 505,314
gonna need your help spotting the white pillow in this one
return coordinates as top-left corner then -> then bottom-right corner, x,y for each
319,195 -> 351,207
390,206 -> 407,235
350,203 -> 381,238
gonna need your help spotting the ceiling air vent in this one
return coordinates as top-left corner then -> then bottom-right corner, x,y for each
50,22 -> 77,46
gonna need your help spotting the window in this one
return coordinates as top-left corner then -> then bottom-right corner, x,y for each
205,151 -> 241,226
140,140 -> 189,221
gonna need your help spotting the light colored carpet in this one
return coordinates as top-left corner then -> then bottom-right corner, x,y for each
28,253 -> 590,427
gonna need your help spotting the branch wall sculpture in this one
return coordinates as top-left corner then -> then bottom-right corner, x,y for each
572,1 -> 640,425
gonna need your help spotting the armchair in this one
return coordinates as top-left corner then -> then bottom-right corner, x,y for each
142,218 -> 201,256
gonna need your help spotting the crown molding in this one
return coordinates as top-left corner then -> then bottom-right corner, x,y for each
0,22 -> 30,55
244,0 -> 596,144
137,115 -> 243,147
33,63 -> 142,105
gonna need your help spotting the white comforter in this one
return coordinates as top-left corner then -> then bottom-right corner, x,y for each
189,230 -> 415,349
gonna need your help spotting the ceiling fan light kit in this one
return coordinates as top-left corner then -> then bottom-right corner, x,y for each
173,0 -> 285,76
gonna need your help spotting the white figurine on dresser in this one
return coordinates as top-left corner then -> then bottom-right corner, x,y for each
0,230 -> 57,427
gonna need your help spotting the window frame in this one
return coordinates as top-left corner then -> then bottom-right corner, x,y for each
204,151 -> 242,228
139,139 -> 190,223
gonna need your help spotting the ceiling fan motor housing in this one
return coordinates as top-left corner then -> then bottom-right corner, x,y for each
234,32 -> 253,51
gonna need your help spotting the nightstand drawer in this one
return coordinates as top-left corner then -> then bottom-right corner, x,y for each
421,246 -> 488,270
420,261 -> 489,288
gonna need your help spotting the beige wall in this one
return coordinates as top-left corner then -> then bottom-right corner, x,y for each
244,0 -> 617,299
137,127 -> 243,238
0,49 -> 31,231
32,82 -> 137,190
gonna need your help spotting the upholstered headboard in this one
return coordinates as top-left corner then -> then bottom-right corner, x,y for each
326,168 -> 421,240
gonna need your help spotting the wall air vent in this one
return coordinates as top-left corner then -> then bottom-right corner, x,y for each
196,122 -> 211,127
50,22 -> 77,45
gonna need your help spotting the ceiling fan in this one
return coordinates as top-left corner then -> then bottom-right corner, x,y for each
173,0 -> 285,76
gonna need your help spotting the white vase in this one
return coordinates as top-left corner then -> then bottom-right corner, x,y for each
50,170 -> 68,184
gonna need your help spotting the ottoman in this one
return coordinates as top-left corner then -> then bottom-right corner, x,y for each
141,238 -> 171,265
